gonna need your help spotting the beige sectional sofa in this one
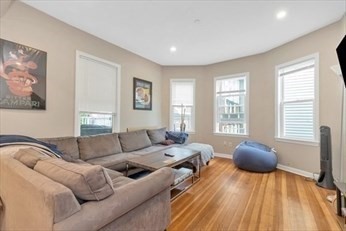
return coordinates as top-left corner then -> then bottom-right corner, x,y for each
0,128 -> 213,230
42,128 -> 189,175
0,128 -> 176,231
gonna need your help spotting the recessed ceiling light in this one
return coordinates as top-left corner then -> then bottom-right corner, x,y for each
276,10 -> 287,20
170,46 -> 177,53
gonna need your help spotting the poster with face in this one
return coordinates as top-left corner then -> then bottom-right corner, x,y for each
0,39 -> 47,110
133,77 -> 152,110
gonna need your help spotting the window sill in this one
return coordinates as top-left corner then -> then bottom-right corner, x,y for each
213,132 -> 249,138
275,137 -> 319,147
169,130 -> 195,135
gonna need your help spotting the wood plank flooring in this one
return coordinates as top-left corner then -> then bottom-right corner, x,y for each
168,157 -> 342,231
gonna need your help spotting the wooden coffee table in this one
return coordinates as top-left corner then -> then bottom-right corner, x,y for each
126,147 -> 201,200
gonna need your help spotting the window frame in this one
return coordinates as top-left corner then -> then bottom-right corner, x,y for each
275,53 -> 319,145
75,51 -> 121,136
169,79 -> 196,133
213,73 -> 250,136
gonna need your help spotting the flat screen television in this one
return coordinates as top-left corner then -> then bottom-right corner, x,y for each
336,35 -> 346,87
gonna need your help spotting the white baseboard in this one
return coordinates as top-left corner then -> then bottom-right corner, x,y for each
214,153 -> 232,159
276,164 -> 314,179
214,153 -> 314,179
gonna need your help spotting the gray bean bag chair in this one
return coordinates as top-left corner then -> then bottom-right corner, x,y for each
233,140 -> 277,172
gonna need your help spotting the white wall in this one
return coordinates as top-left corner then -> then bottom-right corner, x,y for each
1,1 -> 345,176
0,1 -> 163,137
162,19 -> 345,175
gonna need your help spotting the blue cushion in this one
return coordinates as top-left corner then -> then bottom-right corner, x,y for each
233,141 -> 277,172
165,131 -> 189,144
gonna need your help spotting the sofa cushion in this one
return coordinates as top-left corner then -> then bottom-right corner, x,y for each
78,133 -> 122,161
111,175 -> 135,188
40,137 -> 79,160
119,130 -> 152,152
86,153 -> 138,172
147,127 -> 166,144
34,158 -> 114,201
13,148 -> 49,168
161,139 -> 175,145
104,168 -> 124,179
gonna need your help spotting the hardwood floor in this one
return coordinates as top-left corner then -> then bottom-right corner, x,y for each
168,157 -> 342,231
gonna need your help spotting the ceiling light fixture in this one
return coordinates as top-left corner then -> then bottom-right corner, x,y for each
276,10 -> 287,20
170,46 -> 177,53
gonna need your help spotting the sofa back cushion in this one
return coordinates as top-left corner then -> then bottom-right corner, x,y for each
40,137 -> 79,160
77,133 -> 122,161
147,127 -> 166,144
34,158 -> 114,201
119,130 -> 152,152
13,148 -> 49,168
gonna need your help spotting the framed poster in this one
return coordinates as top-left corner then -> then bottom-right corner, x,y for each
0,39 -> 47,110
133,77 -> 152,110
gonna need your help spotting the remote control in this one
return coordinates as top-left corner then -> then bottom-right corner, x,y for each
164,153 -> 175,157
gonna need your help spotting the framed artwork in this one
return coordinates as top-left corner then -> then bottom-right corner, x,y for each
0,39 -> 47,110
133,77 -> 152,110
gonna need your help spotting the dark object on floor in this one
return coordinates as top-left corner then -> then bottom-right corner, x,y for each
233,140 -> 277,173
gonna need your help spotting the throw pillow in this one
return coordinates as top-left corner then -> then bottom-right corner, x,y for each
34,158 -> 114,201
161,139 -> 175,146
147,127 -> 166,144
13,148 -> 49,168
165,131 -> 189,144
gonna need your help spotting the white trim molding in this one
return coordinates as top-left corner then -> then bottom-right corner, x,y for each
214,153 -> 314,179
276,164 -> 314,179
213,72 -> 250,136
169,78 -> 196,132
214,153 -> 233,159
275,53 -> 319,144
75,50 -> 121,136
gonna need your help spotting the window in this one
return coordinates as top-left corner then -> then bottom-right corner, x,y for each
276,54 -> 319,143
75,51 -> 120,136
170,79 -> 195,132
214,73 -> 249,135
79,112 -> 113,136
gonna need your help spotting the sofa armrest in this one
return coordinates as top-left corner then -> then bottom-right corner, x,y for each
54,167 -> 174,231
0,156 -> 81,230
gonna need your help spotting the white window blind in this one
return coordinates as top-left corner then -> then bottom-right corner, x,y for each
75,51 -> 120,136
78,56 -> 117,113
214,74 -> 248,135
277,55 -> 318,142
170,79 -> 195,132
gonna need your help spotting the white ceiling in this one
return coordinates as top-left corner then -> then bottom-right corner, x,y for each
21,0 -> 345,66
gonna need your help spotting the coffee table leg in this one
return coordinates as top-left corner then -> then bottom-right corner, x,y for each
198,154 -> 201,179
192,154 -> 201,183
192,169 -> 195,184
